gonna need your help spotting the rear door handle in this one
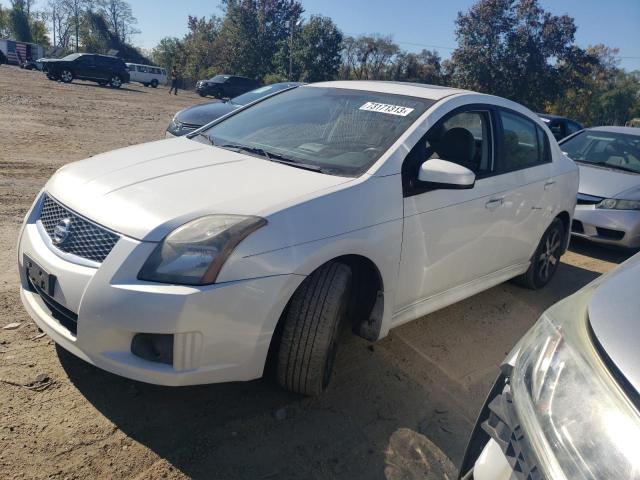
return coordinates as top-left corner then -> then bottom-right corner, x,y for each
544,181 -> 556,190
485,197 -> 504,210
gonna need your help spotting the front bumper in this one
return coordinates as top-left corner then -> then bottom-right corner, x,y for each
18,209 -> 303,386
572,204 -> 640,248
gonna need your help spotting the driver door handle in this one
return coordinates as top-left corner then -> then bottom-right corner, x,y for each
485,197 -> 504,210
544,181 -> 556,190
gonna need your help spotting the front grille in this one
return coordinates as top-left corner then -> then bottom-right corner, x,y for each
39,194 -> 120,263
29,279 -> 78,335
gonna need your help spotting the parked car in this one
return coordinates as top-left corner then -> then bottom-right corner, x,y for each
166,82 -> 302,137
20,60 -> 39,70
561,126 -> 640,248
18,81 -> 578,395
126,63 -> 167,88
42,53 -> 130,88
459,251 -> 640,480
195,74 -> 260,98
538,113 -> 583,141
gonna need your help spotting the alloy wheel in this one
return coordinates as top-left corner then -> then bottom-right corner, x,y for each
61,70 -> 72,82
110,76 -> 122,88
538,228 -> 562,283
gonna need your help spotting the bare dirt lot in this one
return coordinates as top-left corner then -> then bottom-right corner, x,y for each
0,65 -> 635,480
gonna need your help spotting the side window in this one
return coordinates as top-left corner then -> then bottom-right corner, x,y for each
498,110 -> 548,172
566,121 -> 581,135
401,108 -> 493,196
77,55 -> 94,66
547,121 -> 563,140
426,111 -> 493,175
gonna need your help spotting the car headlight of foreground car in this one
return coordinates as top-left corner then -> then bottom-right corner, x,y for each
596,198 -> 640,210
138,215 -> 266,285
508,291 -> 640,479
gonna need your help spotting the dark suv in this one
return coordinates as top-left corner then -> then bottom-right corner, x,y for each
43,53 -> 130,88
195,74 -> 260,98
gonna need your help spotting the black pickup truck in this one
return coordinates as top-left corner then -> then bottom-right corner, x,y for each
43,53 -> 130,88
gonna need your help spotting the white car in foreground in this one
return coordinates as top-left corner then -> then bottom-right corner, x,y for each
18,81 -> 578,395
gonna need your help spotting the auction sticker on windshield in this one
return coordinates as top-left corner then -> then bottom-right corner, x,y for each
359,102 -> 415,116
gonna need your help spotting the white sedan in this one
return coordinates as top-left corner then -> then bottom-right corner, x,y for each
18,81 -> 578,395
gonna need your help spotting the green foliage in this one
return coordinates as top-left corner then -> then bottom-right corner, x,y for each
9,0 -> 33,42
291,15 -> 342,82
448,0 -> 578,110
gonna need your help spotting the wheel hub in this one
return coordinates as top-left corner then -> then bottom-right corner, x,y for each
538,230 -> 561,281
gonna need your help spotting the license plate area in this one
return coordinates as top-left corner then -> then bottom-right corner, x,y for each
24,254 -> 56,297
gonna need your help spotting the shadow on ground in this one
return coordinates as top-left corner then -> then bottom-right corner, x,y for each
59,259 -> 609,480
569,237 -> 638,264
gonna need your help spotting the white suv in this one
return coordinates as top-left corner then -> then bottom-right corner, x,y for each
18,82 -> 578,395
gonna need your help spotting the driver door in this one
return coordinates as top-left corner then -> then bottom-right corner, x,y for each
394,106 -> 512,314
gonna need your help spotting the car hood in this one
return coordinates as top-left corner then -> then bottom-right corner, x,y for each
588,253 -> 640,395
175,101 -> 238,126
578,164 -> 640,198
45,137 -> 352,241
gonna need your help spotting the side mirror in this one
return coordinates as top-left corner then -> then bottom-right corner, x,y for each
418,159 -> 476,189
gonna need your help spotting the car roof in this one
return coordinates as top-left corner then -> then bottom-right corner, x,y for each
587,126 -> 640,136
307,80 -> 470,100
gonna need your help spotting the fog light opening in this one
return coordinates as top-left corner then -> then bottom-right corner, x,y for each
131,333 -> 174,365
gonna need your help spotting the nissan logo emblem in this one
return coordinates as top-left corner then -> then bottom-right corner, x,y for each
52,218 -> 72,245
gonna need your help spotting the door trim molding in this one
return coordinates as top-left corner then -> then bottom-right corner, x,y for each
391,261 -> 530,328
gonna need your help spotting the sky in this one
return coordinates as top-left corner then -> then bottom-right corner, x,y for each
5,0 -> 640,70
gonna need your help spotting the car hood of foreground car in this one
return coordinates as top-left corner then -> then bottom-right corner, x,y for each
578,163 -> 640,198
588,253 -> 640,395
45,137 -> 353,242
175,101 -> 238,127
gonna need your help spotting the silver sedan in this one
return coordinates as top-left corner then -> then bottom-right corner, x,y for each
561,126 -> 640,248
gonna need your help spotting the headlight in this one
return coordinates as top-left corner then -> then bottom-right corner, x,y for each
596,198 -> 640,210
169,116 -> 183,132
138,215 -> 266,285
510,291 -> 640,479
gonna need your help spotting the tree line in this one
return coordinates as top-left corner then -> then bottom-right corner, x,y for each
1,0 -> 638,125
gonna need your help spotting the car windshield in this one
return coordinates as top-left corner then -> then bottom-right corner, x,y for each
199,87 -> 433,176
561,130 -> 640,174
62,53 -> 82,61
231,84 -> 294,106
210,75 -> 230,83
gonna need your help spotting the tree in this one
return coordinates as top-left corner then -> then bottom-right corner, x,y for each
289,15 -> 342,82
448,0 -> 578,110
151,36 -> 183,72
0,6 -> 11,38
390,49 -> 444,84
97,0 -> 138,43
340,34 -> 399,80
214,0 -> 303,79
9,0 -> 33,42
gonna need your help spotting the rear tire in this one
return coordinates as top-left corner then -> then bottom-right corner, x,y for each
277,262 -> 352,396
514,218 -> 565,289
109,75 -> 122,88
150,79 -> 158,88
60,69 -> 73,83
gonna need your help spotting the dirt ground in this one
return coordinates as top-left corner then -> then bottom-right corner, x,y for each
0,65 -> 635,480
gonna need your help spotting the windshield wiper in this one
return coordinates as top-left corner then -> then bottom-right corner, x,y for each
219,143 -> 325,173
194,131 -> 215,146
605,164 -> 640,174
